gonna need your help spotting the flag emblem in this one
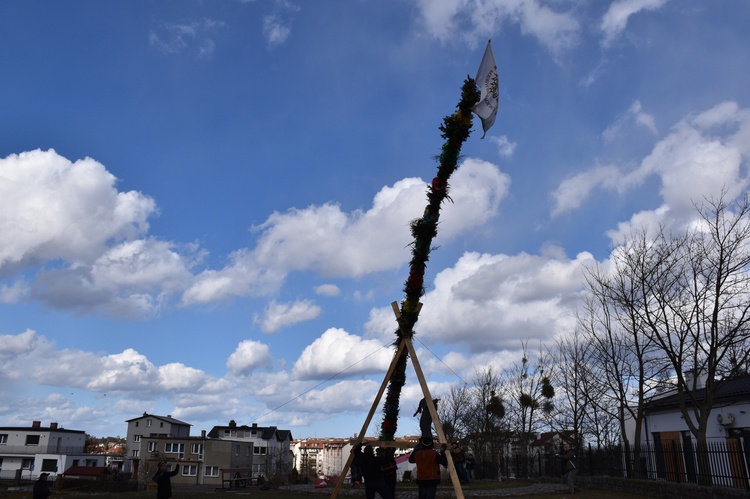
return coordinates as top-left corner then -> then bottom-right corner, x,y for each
472,41 -> 499,139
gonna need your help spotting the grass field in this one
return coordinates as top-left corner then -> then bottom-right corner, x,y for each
1,480 -> 656,499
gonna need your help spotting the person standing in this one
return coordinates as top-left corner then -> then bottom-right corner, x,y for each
409,438 -> 448,499
33,472 -> 52,499
353,443 -> 393,499
378,447 -> 398,498
449,441 -> 470,484
152,460 -> 180,499
557,443 -> 578,495
465,452 -> 476,481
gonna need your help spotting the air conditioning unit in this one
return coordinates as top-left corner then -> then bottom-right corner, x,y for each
717,413 -> 735,426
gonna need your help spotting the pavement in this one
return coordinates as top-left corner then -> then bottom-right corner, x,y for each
279,482 -> 571,497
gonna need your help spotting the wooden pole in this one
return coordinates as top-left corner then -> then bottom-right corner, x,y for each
404,336 -> 464,499
330,340 -> 407,499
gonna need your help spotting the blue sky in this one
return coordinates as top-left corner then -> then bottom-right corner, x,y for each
1,0 -> 749,439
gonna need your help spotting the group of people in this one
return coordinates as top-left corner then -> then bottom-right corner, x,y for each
352,442 -> 398,499
351,437 -> 474,499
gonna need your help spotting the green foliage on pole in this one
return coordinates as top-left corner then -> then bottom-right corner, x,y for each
379,77 -> 480,441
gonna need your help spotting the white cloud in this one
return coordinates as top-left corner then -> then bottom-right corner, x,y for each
415,0 -> 580,57
491,135 -> 516,157
292,328 -> 393,380
182,159 -> 509,305
254,299 -> 321,333
600,0 -> 669,48
227,340 -> 273,376
607,102 -> 750,243
314,284 -> 341,297
0,150 -> 155,271
603,100 -> 658,142
553,102 -> 750,221
149,18 -> 225,58
262,1 -> 299,48
365,249 -> 593,352
551,164 -> 622,218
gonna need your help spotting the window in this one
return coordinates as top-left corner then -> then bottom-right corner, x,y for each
191,443 -> 203,455
22,459 -> 33,469
146,419 -> 153,427
205,466 -> 219,477
148,442 -> 157,452
25,435 -> 40,445
72,459 -> 79,467
0,434 -> 7,444
160,422 -> 164,427
135,422 -> 139,427
182,464 -> 197,476
235,445 -> 240,456
133,435 -> 141,442
254,447 -> 267,455
224,429 -> 237,437
132,450 -> 139,458
41,459 -> 57,472
165,443 -> 185,454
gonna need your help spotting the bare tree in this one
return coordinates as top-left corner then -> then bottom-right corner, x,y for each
437,383 -> 472,440
501,342 -> 554,458
581,240 -> 667,477
461,366 -> 506,479
635,195 -> 750,483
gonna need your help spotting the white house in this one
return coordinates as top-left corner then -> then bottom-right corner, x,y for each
627,373 -> 750,488
0,421 -> 105,481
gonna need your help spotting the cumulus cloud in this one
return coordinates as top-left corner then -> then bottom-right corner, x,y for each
0,150 -> 155,271
0,150 -> 204,318
607,102 -> 750,243
552,102 -> 750,220
365,249 -> 593,352
254,299 -> 321,333
182,159 -> 509,305
292,328 -> 393,380
227,340 -> 273,376
600,0 -> 670,48
415,0 -> 580,57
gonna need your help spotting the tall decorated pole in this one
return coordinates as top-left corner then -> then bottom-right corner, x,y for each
379,41 -> 498,441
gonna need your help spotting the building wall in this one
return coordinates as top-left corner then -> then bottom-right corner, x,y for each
0,424 -> 89,481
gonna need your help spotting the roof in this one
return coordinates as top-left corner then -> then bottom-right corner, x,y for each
644,374 -> 750,411
0,425 -> 85,434
63,466 -> 110,477
124,412 -> 191,425
207,422 -> 292,441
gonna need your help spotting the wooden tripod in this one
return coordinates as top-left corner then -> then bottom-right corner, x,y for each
330,302 -> 464,499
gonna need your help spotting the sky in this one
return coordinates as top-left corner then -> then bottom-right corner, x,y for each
1,0 -> 749,440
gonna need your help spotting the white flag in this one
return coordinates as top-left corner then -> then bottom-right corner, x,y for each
472,40 -> 499,139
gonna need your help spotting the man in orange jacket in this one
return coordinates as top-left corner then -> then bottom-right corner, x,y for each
408,438 -> 447,499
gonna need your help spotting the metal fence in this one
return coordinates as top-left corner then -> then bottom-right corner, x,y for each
475,439 -> 750,491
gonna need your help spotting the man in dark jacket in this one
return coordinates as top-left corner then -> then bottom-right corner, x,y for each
409,438 -> 447,499
152,460 -> 180,498
33,472 -> 52,499
352,443 -> 393,499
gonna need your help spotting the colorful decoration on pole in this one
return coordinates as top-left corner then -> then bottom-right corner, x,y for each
378,42 -> 498,441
